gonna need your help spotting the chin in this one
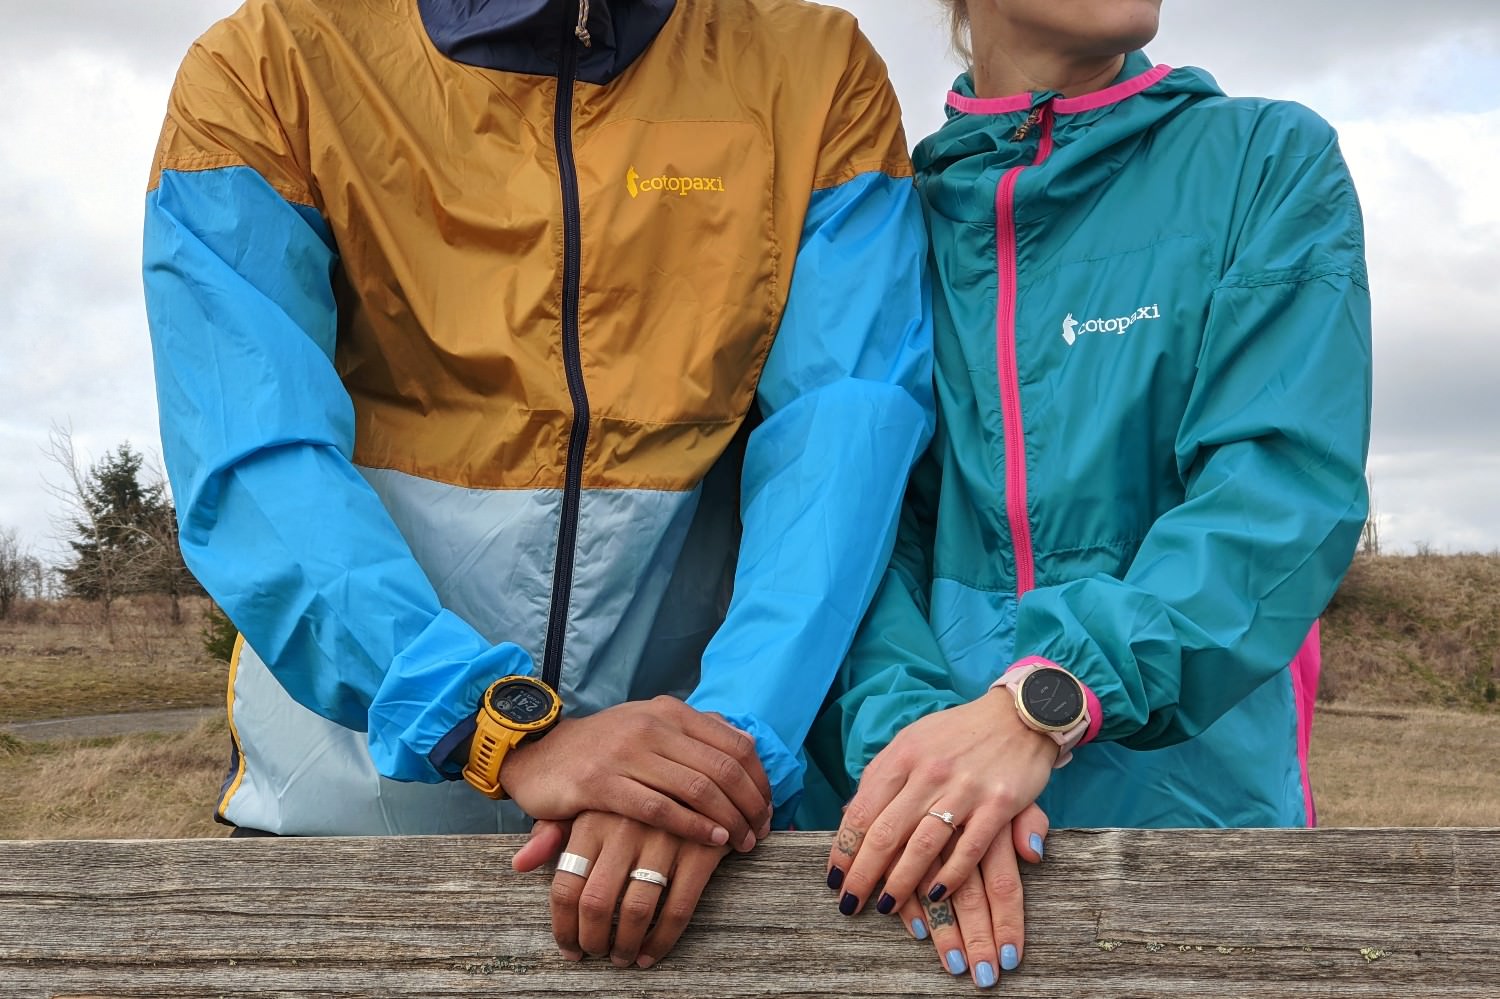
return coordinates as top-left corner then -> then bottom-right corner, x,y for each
1087,3 -> 1161,56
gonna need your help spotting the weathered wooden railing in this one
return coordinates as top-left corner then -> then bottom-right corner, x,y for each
2,829 -> 1496,997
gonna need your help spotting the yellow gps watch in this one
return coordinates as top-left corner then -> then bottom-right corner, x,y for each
461,675 -> 563,799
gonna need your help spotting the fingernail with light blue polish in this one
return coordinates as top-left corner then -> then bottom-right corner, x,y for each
1001,944 -> 1020,971
945,949 -> 967,975
1029,833 -> 1045,859
975,961 -> 997,988
911,918 -> 929,941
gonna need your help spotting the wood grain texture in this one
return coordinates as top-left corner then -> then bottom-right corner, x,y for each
1,829 -> 1496,998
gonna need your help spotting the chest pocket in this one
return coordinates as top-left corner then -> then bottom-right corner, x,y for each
1018,233 -> 1214,553
573,119 -> 777,428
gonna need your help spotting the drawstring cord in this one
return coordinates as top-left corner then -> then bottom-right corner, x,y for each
575,0 -> 592,46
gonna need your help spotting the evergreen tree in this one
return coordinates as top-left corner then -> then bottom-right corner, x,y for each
61,443 -> 163,601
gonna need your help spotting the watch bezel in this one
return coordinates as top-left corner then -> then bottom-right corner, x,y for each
1016,666 -> 1086,732
479,675 -> 562,734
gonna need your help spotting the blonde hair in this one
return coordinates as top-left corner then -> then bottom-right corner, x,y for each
939,0 -> 972,64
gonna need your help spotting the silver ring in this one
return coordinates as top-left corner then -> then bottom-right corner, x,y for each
628,867 -> 669,888
927,809 -> 957,828
557,852 -> 592,878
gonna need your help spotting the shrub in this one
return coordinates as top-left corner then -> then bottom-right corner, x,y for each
0,732 -> 27,758
201,602 -> 239,663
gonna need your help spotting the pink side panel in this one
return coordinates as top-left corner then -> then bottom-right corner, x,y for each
1287,621 -> 1322,827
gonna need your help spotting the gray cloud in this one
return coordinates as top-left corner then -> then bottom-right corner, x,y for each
0,0 -> 234,75
1,0 -> 1497,558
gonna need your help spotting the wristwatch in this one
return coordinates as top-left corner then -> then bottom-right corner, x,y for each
461,675 -> 563,799
993,662 -> 1090,768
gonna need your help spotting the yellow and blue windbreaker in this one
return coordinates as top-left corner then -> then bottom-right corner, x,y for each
143,0 -> 934,835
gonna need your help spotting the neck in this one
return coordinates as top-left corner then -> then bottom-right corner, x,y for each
971,46 -> 1125,100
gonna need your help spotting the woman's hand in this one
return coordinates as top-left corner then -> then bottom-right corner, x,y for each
826,688 -> 1056,915
893,808 -> 1048,989
516,810 -> 732,968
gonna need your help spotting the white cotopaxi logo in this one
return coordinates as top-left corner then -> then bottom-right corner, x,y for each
1061,304 -> 1161,346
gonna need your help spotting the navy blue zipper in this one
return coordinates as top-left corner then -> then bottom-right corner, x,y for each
541,9 -> 586,692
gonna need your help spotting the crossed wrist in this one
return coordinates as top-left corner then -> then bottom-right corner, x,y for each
990,658 -> 1097,768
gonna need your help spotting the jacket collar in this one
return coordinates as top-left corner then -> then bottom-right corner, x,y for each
418,0 -> 676,85
943,51 -> 1173,117
914,52 -> 1225,224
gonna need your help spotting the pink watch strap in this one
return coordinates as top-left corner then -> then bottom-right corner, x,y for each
993,658 -> 1099,767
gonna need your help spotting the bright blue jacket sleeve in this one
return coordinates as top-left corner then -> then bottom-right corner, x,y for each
687,170 -> 936,812
143,165 -> 531,783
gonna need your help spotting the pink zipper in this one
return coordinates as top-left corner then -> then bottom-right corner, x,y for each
994,103 -> 1055,598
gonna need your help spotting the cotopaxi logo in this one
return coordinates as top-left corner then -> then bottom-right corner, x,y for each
1061,304 -> 1161,346
627,166 -> 727,199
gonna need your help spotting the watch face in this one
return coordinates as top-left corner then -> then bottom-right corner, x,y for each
1020,668 -> 1084,729
487,680 -> 554,725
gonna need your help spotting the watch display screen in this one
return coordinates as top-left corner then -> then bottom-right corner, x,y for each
1020,669 -> 1084,728
489,680 -> 552,725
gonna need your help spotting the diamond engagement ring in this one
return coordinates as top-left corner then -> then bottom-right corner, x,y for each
927,809 -> 957,827
628,868 -> 669,888
556,852 -> 592,878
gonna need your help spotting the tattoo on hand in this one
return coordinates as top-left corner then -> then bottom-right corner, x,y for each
924,899 -> 955,929
836,828 -> 865,858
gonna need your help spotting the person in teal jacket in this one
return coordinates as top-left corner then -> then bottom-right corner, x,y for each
807,0 -> 1371,989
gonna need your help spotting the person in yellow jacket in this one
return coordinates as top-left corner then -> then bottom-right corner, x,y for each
143,0 -> 934,969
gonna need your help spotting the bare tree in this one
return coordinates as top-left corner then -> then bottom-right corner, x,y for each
1358,472 -> 1381,558
0,528 -> 29,619
138,453 -> 200,626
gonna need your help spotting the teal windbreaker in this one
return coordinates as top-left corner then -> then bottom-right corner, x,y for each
805,53 -> 1371,829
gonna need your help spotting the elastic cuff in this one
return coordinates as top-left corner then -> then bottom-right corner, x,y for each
993,656 -> 1104,747
705,710 -> 805,810
429,716 -> 478,780
368,609 -> 533,782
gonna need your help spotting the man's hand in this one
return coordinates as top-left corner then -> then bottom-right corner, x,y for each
516,811 -> 731,968
500,696 -> 772,851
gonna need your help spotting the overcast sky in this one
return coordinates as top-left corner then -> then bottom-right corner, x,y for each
1,0 -> 1497,562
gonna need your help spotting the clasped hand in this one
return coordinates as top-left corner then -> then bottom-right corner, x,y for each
825,689 -> 1057,987
504,696 -> 770,966
500,695 -> 773,851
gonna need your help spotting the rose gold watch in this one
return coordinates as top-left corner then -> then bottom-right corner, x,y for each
993,661 -> 1090,768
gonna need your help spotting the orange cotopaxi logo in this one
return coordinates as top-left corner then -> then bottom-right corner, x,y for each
626,166 -> 727,199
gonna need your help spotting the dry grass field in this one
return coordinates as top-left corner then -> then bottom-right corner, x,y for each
1,555 -> 1498,839
0,596 -> 223,721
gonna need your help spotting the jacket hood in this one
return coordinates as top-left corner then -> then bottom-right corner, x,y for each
418,0 -> 676,84
915,51 -> 1225,224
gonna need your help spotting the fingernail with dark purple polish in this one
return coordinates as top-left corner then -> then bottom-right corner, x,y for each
827,867 -> 845,891
876,893 -> 896,915
927,883 -> 947,903
839,892 -> 859,916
